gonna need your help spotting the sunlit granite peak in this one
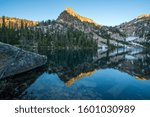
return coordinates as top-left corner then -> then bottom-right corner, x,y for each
137,14 -> 150,19
64,6 -> 99,26
0,16 -> 38,28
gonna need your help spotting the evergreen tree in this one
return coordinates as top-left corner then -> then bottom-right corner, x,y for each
2,16 -> 6,31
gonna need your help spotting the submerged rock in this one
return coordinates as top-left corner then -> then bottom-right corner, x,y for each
0,42 -> 47,79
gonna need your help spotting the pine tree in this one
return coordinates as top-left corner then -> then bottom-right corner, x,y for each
2,16 -> 6,31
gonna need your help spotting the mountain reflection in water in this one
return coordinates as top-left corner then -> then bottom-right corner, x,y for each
0,47 -> 150,100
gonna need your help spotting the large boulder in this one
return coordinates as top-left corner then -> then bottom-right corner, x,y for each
0,42 -> 47,79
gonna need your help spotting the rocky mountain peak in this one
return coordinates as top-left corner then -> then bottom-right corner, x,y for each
58,7 -> 99,26
65,6 -> 76,16
137,14 -> 150,19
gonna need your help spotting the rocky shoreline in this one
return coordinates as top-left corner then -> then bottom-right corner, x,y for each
0,42 -> 47,79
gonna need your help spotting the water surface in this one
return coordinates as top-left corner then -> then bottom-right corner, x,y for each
0,47 -> 150,100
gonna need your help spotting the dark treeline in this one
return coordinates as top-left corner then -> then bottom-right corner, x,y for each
0,16 -> 97,49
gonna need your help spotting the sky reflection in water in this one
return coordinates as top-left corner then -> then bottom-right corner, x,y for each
20,68 -> 150,100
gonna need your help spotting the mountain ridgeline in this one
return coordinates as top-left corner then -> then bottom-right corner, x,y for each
0,16 -> 38,28
116,14 -> 150,47
0,7 -> 150,49
117,14 -> 150,38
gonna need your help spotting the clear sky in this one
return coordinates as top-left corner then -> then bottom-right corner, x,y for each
0,0 -> 149,26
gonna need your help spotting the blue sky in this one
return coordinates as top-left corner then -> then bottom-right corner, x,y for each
0,0 -> 149,26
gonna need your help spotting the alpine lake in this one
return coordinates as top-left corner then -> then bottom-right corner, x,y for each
0,44 -> 150,100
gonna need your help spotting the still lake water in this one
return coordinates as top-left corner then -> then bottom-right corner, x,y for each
0,47 -> 150,100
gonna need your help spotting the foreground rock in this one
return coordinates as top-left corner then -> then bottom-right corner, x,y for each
0,42 -> 47,79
